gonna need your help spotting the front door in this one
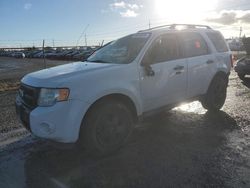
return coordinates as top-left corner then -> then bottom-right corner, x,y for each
139,33 -> 188,112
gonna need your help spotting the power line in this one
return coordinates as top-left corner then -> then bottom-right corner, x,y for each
75,24 -> 89,47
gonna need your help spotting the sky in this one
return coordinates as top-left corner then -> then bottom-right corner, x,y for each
1,0 -> 250,47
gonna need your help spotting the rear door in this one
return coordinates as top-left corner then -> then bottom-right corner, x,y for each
139,33 -> 187,112
179,32 -> 217,98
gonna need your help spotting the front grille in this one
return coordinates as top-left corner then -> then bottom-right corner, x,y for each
20,105 -> 31,131
19,83 -> 40,110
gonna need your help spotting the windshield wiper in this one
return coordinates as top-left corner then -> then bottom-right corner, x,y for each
86,59 -> 112,64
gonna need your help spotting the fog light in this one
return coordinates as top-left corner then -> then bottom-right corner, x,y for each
40,122 -> 55,134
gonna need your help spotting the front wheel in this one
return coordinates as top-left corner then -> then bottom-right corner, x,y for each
201,75 -> 228,111
79,99 -> 135,156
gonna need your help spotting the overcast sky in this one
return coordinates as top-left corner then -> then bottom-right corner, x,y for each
1,0 -> 250,47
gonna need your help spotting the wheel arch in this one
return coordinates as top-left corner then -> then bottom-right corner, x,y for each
213,71 -> 229,82
81,93 -> 138,128
206,71 -> 229,94
77,93 -> 138,153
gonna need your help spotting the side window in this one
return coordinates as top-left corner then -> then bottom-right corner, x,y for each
207,32 -> 228,52
145,34 -> 180,64
180,32 -> 209,58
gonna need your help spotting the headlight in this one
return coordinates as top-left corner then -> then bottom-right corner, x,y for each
38,88 -> 70,106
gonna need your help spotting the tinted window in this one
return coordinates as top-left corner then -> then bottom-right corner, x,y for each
147,34 -> 180,64
180,32 -> 209,58
207,32 -> 228,52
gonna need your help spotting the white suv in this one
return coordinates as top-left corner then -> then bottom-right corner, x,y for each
16,24 -> 232,154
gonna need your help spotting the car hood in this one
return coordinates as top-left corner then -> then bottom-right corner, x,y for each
22,61 -> 116,87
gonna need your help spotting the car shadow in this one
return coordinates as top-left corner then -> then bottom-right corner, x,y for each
23,110 -> 239,188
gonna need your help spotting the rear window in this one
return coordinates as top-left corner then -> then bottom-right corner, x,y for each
206,32 -> 228,52
180,32 -> 209,58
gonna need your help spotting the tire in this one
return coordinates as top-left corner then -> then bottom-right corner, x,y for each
79,99 -> 135,156
201,75 -> 228,111
238,73 -> 245,80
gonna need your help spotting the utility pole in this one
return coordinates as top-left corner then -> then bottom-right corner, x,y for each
85,34 -> 87,46
239,26 -> 242,39
237,26 -> 243,57
42,39 -> 46,68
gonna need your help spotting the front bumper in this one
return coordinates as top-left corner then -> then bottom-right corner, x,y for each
16,96 -> 31,131
16,95 -> 88,143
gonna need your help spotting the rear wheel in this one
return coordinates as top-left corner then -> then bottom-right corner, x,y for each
79,99 -> 135,156
201,75 -> 228,111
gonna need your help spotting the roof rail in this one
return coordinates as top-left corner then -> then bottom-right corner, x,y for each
138,24 -> 211,32
169,24 -> 211,29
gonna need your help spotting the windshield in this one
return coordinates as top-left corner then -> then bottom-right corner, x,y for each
87,33 -> 150,64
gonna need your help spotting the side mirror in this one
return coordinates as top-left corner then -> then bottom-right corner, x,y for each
141,55 -> 154,76
141,42 -> 159,77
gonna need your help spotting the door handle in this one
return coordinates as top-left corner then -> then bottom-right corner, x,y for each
173,65 -> 184,71
145,65 -> 155,77
206,60 -> 214,64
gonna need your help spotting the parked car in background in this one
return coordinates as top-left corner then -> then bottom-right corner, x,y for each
24,50 -> 40,58
235,56 -> 250,80
0,46 -> 96,60
12,51 -> 25,58
235,37 -> 250,80
32,50 -> 44,58
73,50 -> 93,61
